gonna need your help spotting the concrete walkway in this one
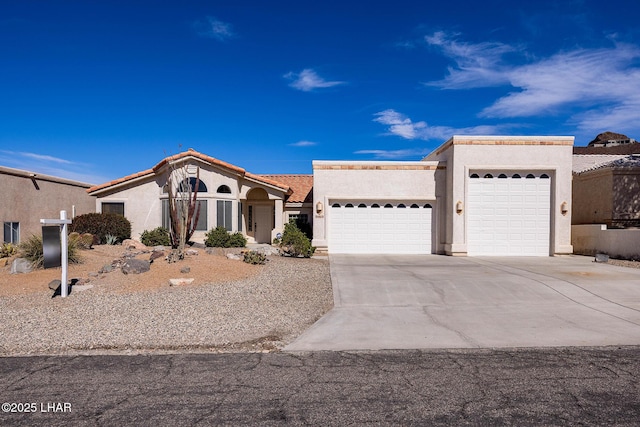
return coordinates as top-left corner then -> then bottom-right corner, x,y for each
285,255 -> 640,351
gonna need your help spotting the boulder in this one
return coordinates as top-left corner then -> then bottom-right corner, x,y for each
185,248 -> 199,256
48,279 -> 61,290
11,258 -> 33,274
226,253 -> 242,261
180,266 -> 191,274
121,239 -> 148,251
149,250 -> 165,262
169,278 -> 195,286
121,259 -> 151,274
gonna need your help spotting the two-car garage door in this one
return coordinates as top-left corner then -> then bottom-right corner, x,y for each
329,202 -> 432,254
467,172 -> 551,256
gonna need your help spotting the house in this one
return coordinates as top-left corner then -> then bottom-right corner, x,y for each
87,149 -> 313,244
311,136 -> 575,256
0,166 -> 96,244
572,154 -> 640,228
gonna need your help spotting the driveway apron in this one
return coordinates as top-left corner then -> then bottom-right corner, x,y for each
285,255 -> 640,351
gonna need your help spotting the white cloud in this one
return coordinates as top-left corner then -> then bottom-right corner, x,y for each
373,109 -> 506,141
354,148 -> 430,159
0,150 -> 106,184
193,16 -> 235,41
284,69 -> 346,92
289,140 -> 317,147
423,32 -> 640,133
4,151 -> 74,164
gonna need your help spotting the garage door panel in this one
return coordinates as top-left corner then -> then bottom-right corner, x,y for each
329,203 -> 432,254
468,174 -> 550,256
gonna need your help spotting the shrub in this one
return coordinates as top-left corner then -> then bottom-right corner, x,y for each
0,242 -> 17,258
279,220 -> 315,258
204,227 -> 247,248
243,250 -> 266,265
227,232 -> 247,248
68,232 -> 94,249
71,213 -> 131,244
18,234 -> 81,269
140,227 -> 171,247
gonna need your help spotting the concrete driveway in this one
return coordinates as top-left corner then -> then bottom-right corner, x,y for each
285,255 -> 640,351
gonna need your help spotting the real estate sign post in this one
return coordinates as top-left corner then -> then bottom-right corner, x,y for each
41,211 -> 72,297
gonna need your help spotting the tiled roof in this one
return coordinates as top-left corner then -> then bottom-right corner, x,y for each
573,154 -> 640,174
572,154 -> 628,174
88,149 -> 290,194
573,143 -> 640,155
258,174 -> 313,203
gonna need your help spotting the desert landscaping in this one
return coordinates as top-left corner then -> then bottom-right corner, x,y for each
0,243 -> 333,355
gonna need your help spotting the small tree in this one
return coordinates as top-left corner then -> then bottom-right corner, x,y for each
166,163 -> 201,261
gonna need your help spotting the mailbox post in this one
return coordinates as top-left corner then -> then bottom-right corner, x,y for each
40,211 -> 73,297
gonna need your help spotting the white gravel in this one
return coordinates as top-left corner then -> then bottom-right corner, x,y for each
0,256 -> 333,355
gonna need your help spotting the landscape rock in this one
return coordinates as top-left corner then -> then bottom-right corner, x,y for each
10,258 -> 33,274
149,250 -> 165,262
99,264 -> 114,273
121,259 -> 151,275
180,266 -> 191,274
48,279 -> 61,291
71,284 -> 94,292
226,253 -> 242,261
169,278 -> 195,286
153,245 -> 167,251
121,239 -> 148,251
185,249 -> 199,256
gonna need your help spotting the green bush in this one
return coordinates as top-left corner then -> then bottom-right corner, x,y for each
227,232 -> 247,248
243,250 -> 266,265
205,227 -> 247,248
279,220 -> 315,258
71,213 -> 131,244
140,227 -> 171,247
18,234 -> 81,269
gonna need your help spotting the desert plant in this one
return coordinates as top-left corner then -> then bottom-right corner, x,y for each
70,213 -> 131,244
140,227 -> 171,247
18,234 -> 81,269
243,250 -> 266,265
0,242 -> 17,258
166,163 -> 201,260
279,220 -> 315,258
104,234 -> 119,245
205,226 -> 230,247
227,232 -> 247,248
68,232 -> 95,249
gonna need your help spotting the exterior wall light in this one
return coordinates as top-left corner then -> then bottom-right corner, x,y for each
456,201 -> 464,215
316,201 -> 324,214
561,201 -> 569,216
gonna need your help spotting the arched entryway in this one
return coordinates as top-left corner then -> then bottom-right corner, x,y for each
246,188 -> 274,243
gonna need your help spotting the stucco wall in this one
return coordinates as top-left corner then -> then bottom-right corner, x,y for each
572,170 -> 613,225
426,136 -> 574,255
311,161 -> 442,251
572,224 -> 640,259
1,170 -> 95,243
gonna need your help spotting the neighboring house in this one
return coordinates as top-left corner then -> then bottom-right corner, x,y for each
87,149 -> 313,244
312,136 -> 575,256
0,166 -> 95,244
572,154 -> 640,228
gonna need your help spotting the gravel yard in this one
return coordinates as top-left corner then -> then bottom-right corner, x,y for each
0,246 -> 333,356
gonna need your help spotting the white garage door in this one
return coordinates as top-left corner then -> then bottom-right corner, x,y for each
329,202 -> 432,254
467,172 -> 551,256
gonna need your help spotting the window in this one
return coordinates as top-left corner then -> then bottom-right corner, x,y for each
541,174 -> 550,179
102,202 -> 124,216
498,174 -> 507,178
162,200 -> 207,231
358,203 -> 367,208
384,203 -> 393,208
410,204 -> 419,208
345,203 -> 354,208
237,202 -> 243,232
526,174 -> 535,179
217,185 -> 232,194
512,174 -> 521,178
289,214 -> 309,223
470,173 -> 480,178
3,222 -> 19,244
397,204 -> 406,208
424,204 -> 432,208
179,177 -> 207,193
371,204 -> 380,208
484,173 -> 493,178
331,203 -> 340,208
217,200 -> 233,231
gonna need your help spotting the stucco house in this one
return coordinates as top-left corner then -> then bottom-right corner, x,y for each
572,154 -> 640,228
312,136 -> 575,256
1,166 -> 95,244
87,149 -> 313,244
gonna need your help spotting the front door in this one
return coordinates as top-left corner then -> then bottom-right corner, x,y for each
254,205 -> 272,243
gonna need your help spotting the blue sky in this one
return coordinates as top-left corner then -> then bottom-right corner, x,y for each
1,0 -> 639,184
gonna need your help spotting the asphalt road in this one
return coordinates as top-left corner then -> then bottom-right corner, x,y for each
1,347 -> 639,426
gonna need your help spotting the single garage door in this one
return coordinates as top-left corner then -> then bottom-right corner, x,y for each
467,172 -> 550,256
329,202 -> 432,254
